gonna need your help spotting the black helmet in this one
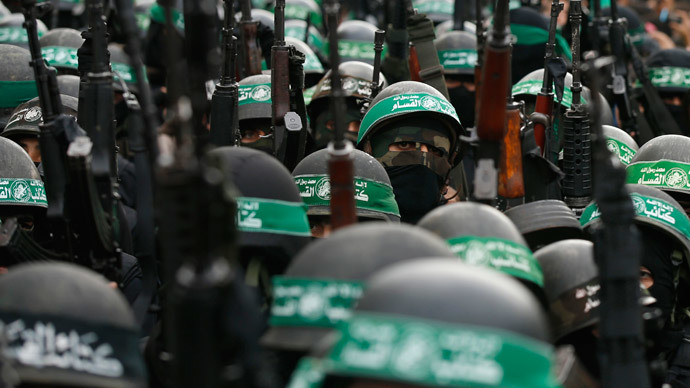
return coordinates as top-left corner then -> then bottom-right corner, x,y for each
418,202 -> 546,297
283,0 -> 322,28
207,146 -> 311,259
110,43 -> 140,94
2,94 -> 79,139
57,74 -> 81,99
0,136 -> 46,216
504,200 -> 586,251
285,36 -> 324,88
0,44 -> 37,129
321,259 -> 558,388
238,74 -> 273,122
292,148 -> 400,222
625,135 -> 690,203
581,184 -> 690,262
308,61 -> 387,115
0,13 -> 47,48
0,262 -> 147,388
285,19 -> 326,58
534,239 -> 599,342
434,30 -> 478,76
602,124 -> 639,166
645,49 -> 690,95
261,223 -> 454,360
38,28 -> 84,76
336,20 -> 379,65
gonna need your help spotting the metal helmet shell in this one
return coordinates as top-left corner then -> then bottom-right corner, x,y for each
434,20 -> 477,36
285,19 -> 326,56
38,27 -> 84,48
57,74 -> 81,99
336,20 -> 379,65
602,125 -> 639,166
109,43 -> 140,94
357,81 -> 465,159
418,202 -> 546,297
260,223 -> 455,352
321,259 -> 553,386
238,74 -> 273,122
626,134 -> 690,201
235,9 -> 276,30
504,200 -> 586,251
645,49 -> 690,94
292,148 -> 400,222
2,94 -> 79,139
38,29 -> 81,76
0,44 -> 37,128
0,13 -> 47,48
434,30 -> 478,76
534,239 -> 598,342
308,61 -> 387,114
0,136 -> 45,216
0,262 -> 146,388
207,147 -> 311,257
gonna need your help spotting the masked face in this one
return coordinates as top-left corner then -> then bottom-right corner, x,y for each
386,164 -> 444,224
114,98 -> 129,129
448,85 -> 476,129
664,104 -> 690,136
313,100 -> 362,149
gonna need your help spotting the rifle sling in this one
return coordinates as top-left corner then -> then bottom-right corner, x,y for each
408,19 -> 449,99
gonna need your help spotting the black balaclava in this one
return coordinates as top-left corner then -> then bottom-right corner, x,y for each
640,226 -> 677,322
386,165 -> 445,224
447,85 -> 476,129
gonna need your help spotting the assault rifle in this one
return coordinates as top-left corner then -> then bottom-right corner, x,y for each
210,0 -> 240,147
381,0 -> 411,84
473,0 -> 511,203
325,0 -> 356,230
240,0 -> 263,78
371,30 -> 386,100
607,0 -> 637,139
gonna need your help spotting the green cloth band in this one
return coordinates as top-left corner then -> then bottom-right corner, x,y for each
647,67 -> 690,89
285,26 -> 325,53
446,236 -> 544,287
511,79 -> 588,108
606,138 -> 636,165
238,83 -> 272,106
237,197 -> 310,236
629,25 -> 645,46
0,178 -> 48,207
326,313 -> 559,388
627,160 -> 690,192
337,40 -> 388,62
359,92 -> 460,144
303,51 -> 324,73
303,86 -> 316,105
135,12 -> 151,32
112,61 -> 139,84
581,193 -> 690,240
413,0 -> 453,15
149,3 -> 184,31
270,277 -> 365,327
510,24 -> 572,61
294,174 -> 400,217
42,46 -> 79,69
287,357 -> 326,388
282,4 -> 323,26
0,80 -> 39,108
0,27 -> 43,44
438,49 -> 478,70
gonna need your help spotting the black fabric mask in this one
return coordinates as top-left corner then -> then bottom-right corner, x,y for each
664,104 -> 690,136
115,99 -> 129,128
385,165 -> 443,224
640,227 -> 676,322
448,85 -> 476,129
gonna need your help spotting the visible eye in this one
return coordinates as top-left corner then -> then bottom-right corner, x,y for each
640,267 -> 654,289
389,141 -> 417,151
241,129 -> 264,143
426,144 -> 444,158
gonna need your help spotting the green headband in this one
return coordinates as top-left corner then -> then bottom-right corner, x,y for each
510,24 -> 572,61
414,0 -> 453,15
282,5 -> 323,26
0,178 -> 48,208
627,160 -> 690,192
303,51 -> 324,73
236,197 -> 311,236
438,49 -> 478,70
336,40 -> 388,62
303,86 -> 316,105
287,357 -> 326,388
0,27 -> 44,44
511,79 -> 588,108
239,83 -> 272,105
359,92 -> 460,144
447,236 -> 544,287
581,192 -> 690,240
41,46 -> 79,69
294,174 -> 400,217
0,80 -> 39,109
606,138 -> 636,165
285,26 -> 325,53
149,3 -> 185,31
326,313 -> 559,388
112,61 -> 139,84
647,66 -> 690,89
270,277 -> 365,327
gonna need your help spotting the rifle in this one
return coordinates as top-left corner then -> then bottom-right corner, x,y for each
371,30 -> 386,100
583,56 -> 651,388
210,0 -> 240,147
453,0 -> 464,31
474,0 -> 485,100
473,0 -> 511,203
325,0 -> 356,230
561,0 -> 592,212
408,12 -> 450,98
240,0 -> 263,78
532,0 -> 564,155
607,0 -> 637,139
499,94 -> 525,201
381,0 -> 411,84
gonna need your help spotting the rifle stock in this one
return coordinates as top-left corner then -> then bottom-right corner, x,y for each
498,102 -> 525,199
240,0 -> 263,77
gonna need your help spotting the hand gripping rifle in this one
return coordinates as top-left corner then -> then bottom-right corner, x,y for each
561,0 -> 592,213
240,0 -> 263,78
532,0 -> 565,156
210,0 -> 240,147
473,0 -> 511,204
584,56 -> 652,388
325,0 -> 356,230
